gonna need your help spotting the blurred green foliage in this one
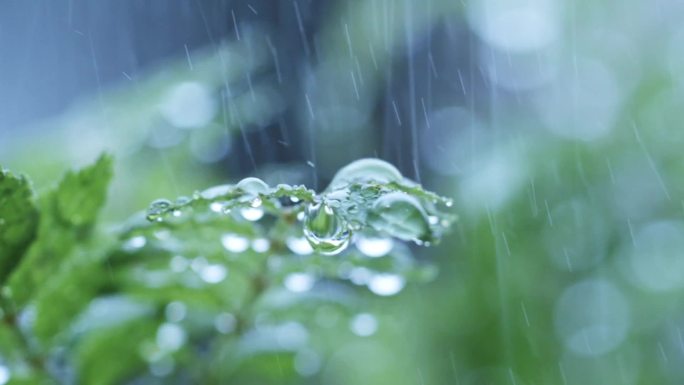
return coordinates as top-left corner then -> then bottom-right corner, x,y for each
0,157 -> 451,384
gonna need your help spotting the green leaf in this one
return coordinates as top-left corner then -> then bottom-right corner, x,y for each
75,319 -> 158,385
0,169 -> 38,283
55,155 -> 114,226
32,248 -> 111,344
4,155 -> 113,309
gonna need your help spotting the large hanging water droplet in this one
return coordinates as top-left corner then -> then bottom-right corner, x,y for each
369,192 -> 430,242
147,199 -> 173,222
236,177 -> 270,195
303,202 -> 351,255
328,158 -> 403,190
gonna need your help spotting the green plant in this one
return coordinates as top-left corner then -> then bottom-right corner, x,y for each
0,156 -> 452,385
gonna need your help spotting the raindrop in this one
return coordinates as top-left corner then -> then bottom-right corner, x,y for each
350,313 -> 378,337
328,158 -> 403,190
240,207 -> 264,221
221,233 -> 250,253
284,273 -> 315,293
369,192 -> 430,242
287,237 -> 314,255
165,302 -> 186,323
368,274 -> 405,296
303,202 -> 351,255
236,177 -> 270,195
356,236 -> 393,257
200,264 -> 228,284
147,199 -> 173,222
156,323 -> 187,352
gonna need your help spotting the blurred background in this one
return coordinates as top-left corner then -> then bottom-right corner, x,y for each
2,0 -> 684,384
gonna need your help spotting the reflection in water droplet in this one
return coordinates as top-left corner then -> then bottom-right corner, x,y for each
303,202 -> 351,255
147,199 -> 173,222
200,264 -> 227,284
0,365 -> 10,385
165,302 -> 186,323
356,236 -> 393,257
350,313 -> 378,336
370,192 -> 430,242
287,237 -> 314,255
328,158 -> 403,190
221,233 -> 250,253
368,274 -> 405,296
215,313 -> 237,334
240,207 -> 264,221
156,323 -> 187,352
284,273 -> 315,293
251,238 -> 271,253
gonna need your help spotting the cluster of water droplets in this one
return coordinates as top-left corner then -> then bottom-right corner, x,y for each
138,158 -> 453,297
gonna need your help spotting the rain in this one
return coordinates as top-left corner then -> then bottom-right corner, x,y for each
1,1 -> 683,385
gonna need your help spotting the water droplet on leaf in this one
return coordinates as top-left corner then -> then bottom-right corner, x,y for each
236,177 -> 270,195
303,202 -> 351,255
369,192 -> 430,242
147,199 -> 173,222
328,158 -> 403,190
